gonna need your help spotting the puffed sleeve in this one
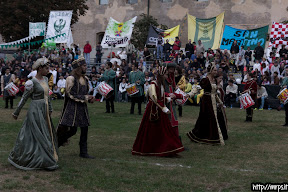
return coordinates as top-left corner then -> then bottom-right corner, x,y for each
148,83 -> 157,103
13,80 -> 33,117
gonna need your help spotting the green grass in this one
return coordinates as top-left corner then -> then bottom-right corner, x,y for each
1,98 -> 288,191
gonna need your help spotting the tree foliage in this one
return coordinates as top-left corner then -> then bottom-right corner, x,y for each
131,13 -> 168,49
0,0 -> 88,42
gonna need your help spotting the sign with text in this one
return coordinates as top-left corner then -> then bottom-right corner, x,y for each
29,22 -> 46,37
220,25 -> 269,50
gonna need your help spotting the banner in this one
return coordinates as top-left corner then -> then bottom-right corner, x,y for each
46,10 -> 73,43
220,25 -> 268,50
146,25 -> 180,46
188,12 -> 224,50
29,22 -> 46,37
101,16 -> 137,48
269,22 -> 288,48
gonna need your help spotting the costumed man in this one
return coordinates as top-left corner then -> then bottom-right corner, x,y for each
1,67 -> 16,109
243,72 -> 257,122
99,61 -> 116,113
128,63 -> 145,115
163,61 -> 185,137
57,57 -> 96,159
281,76 -> 288,126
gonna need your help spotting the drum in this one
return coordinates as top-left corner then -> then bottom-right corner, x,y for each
174,88 -> 188,106
49,89 -> 53,96
97,82 -> 114,99
239,93 -> 255,109
4,82 -> 19,96
277,88 -> 288,104
126,84 -> 139,96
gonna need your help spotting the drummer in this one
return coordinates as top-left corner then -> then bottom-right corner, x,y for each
281,75 -> 288,126
128,63 -> 145,115
1,67 -> 16,109
99,62 -> 116,113
243,72 -> 257,122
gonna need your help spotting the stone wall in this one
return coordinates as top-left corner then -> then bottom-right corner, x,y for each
72,0 -> 288,48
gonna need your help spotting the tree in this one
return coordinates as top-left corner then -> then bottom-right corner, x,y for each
131,13 -> 168,49
0,0 -> 88,42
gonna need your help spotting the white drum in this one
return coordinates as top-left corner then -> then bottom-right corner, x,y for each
97,82 -> 114,99
174,88 -> 188,106
4,82 -> 19,96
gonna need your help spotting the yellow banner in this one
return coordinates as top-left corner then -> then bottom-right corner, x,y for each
188,12 -> 224,50
163,25 -> 180,45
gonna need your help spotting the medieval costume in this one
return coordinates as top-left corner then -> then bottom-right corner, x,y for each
57,57 -> 95,159
8,58 -> 58,170
187,64 -> 225,145
129,64 -> 145,115
132,66 -> 184,156
1,68 -> 16,108
163,62 -> 183,136
244,77 -> 257,122
99,63 -> 116,113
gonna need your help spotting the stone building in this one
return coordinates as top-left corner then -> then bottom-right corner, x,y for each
73,0 -> 288,48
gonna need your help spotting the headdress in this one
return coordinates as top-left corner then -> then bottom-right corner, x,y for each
72,57 -> 86,69
32,57 -> 50,70
158,66 -> 167,76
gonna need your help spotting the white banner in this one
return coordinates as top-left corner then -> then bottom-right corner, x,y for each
29,22 -> 46,37
101,16 -> 137,48
46,10 -> 73,43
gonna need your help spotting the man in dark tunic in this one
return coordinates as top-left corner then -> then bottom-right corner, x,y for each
1,67 -> 16,108
243,73 -> 257,122
57,57 -> 95,159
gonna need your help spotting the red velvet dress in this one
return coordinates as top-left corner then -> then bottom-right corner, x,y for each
217,87 -> 228,140
132,81 -> 184,156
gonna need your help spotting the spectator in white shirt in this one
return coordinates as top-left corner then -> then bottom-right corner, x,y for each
236,55 -> 245,72
118,78 -> 128,102
257,84 -> 268,110
253,60 -> 261,72
57,75 -> 66,96
239,46 -> 245,58
225,80 -> 238,108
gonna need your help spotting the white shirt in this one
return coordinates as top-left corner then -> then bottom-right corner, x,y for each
119,82 -> 127,93
51,69 -> 57,85
257,86 -> 268,98
253,63 -> 261,72
226,84 -> 238,94
57,79 -> 66,89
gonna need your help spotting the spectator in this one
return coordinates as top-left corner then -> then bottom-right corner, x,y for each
163,39 -> 172,61
225,80 -> 238,108
256,84 -> 268,110
185,39 -> 194,59
96,42 -> 103,64
272,71 -> 280,85
196,40 -> 205,54
173,37 -> 181,52
118,78 -> 128,102
83,41 -> 92,66
245,46 -> 252,67
235,55 -> 245,72
239,46 -> 245,58
230,40 -> 239,54
125,40 -> 135,64
156,34 -> 164,60
143,47 -> 151,61
253,60 -> 261,72
254,42 -> 264,61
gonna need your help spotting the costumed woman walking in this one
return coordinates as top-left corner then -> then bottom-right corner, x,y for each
132,66 -> 184,156
9,58 -> 58,170
187,63 -> 225,145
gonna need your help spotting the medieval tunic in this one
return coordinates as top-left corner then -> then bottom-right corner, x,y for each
128,70 -> 145,97
59,76 -> 90,127
187,78 -> 225,145
1,73 -> 15,98
132,81 -> 184,156
244,79 -> 257,120
8,77 -> 58,170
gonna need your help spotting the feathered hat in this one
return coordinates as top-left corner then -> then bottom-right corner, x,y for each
72,57 -> 86,69
32,57 -> 50,70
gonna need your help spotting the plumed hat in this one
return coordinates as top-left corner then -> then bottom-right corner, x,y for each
32,57 -> 50,70
72,57 -> 86,69
159,61 -> 177,68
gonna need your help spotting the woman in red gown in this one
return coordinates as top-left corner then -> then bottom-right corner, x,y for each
132,66 -> 184,156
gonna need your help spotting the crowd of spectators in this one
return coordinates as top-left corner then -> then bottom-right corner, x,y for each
1,38 -> 288,110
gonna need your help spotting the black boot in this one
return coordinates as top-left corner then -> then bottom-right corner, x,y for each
79,142 -> 95,159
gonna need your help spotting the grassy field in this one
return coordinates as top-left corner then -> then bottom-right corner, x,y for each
0,98 -> 288,192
